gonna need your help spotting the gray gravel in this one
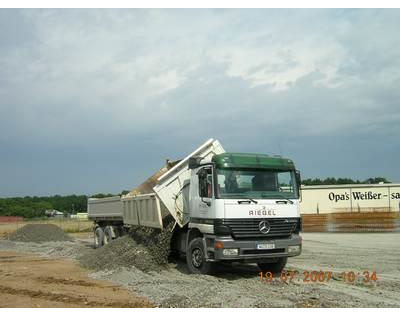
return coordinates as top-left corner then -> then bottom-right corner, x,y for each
79,215 -> 175,272
1,232 -> 399,307
88,232 -> 400,308
8,224 -> 72,242
0,239 -> 85,259
79,236 -> 165,272
127,216 -> 175,267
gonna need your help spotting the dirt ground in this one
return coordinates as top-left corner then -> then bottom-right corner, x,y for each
0,251 -> 152,308
0,232 -> 399,307
0,223 -> 21,239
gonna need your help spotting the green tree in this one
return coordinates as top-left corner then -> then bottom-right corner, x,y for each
363,177 -> 391,184
302,177 -> 391,186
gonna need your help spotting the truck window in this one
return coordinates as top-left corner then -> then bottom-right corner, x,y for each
216,169 -> 297,199
199,168 -> 213,198
277,171 -> 294,193
252,173 -> 277,191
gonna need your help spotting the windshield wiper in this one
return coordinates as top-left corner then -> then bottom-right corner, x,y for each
237,198 -> 258,204
261,193 -> 294,204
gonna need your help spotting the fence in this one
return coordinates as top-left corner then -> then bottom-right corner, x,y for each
301,212 -> 400,232
0,216 -> 23,223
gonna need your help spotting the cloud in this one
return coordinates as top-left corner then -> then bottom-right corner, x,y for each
0,8 -> 399,196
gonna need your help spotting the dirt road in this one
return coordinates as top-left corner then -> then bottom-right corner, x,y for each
0,251 -> 152,307
0,232 -> 399,307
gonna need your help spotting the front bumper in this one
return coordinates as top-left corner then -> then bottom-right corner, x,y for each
212,234 -> 302,262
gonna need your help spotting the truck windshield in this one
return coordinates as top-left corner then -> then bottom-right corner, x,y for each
216,169 -> 298,199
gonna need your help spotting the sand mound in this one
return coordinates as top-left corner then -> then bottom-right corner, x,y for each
9,224 -> 73,242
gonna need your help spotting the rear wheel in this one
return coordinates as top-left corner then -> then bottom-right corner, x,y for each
114,226 -> 124,238
258,257 -> 288,274
94,227 -> 104,249
104,226 -> 113,245
186,237 -> 216,275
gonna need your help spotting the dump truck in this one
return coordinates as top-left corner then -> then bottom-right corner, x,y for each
88,139 -> 302,274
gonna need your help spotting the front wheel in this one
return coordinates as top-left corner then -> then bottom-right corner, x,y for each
186,237 -> 216,275
258,257 -> 288,274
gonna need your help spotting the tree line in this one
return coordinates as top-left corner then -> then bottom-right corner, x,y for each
0,191 -> 129,219
301,177 -> 391,186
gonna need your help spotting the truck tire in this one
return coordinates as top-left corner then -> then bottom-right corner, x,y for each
114,226 -> 124,238
186,237 -> 216,275
258,257 -> 288,274
104,226 -> 113,245
94,227 -> 104,249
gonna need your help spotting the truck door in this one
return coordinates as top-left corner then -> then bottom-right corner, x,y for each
191,166 -> 215,218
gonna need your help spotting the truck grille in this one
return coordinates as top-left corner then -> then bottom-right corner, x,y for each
222,218 -> 300,239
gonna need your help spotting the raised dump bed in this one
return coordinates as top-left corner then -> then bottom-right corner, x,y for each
153,138 -> 224,227
87,138 -> 225,229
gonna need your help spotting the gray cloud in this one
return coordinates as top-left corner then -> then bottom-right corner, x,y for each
0,9 -> 399,196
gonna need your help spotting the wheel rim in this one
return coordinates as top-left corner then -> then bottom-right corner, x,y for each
191,248 -> 203,268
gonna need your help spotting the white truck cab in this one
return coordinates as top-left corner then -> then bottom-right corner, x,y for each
175,152 -> 302,274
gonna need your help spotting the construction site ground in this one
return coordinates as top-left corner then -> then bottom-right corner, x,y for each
0,250 -> 152,308
0,230 -> 399,307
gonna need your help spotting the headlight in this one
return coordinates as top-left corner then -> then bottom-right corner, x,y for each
223,248 -> 239,256
214,224 -> 231,236
288,245 -> 301,253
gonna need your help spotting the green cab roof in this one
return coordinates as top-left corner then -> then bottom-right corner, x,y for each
211,153 -> 296,170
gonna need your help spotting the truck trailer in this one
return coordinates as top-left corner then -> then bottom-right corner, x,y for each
88,139 -> 302,274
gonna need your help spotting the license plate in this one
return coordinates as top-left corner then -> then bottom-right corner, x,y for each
257,243 -> 275,250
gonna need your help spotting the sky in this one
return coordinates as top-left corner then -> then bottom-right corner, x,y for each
0,9 -> 399,197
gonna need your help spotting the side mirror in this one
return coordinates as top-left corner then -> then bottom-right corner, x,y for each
295,170 -> 301,196
189,157 -> 202,169
295,170 -> 301,185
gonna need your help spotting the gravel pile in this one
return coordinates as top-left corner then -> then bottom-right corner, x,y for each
79,236 -> 161,272
128,215 -> 175,266
79,215 -> 176,272
8,224 -> 73,242
0,240 -> 86,259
